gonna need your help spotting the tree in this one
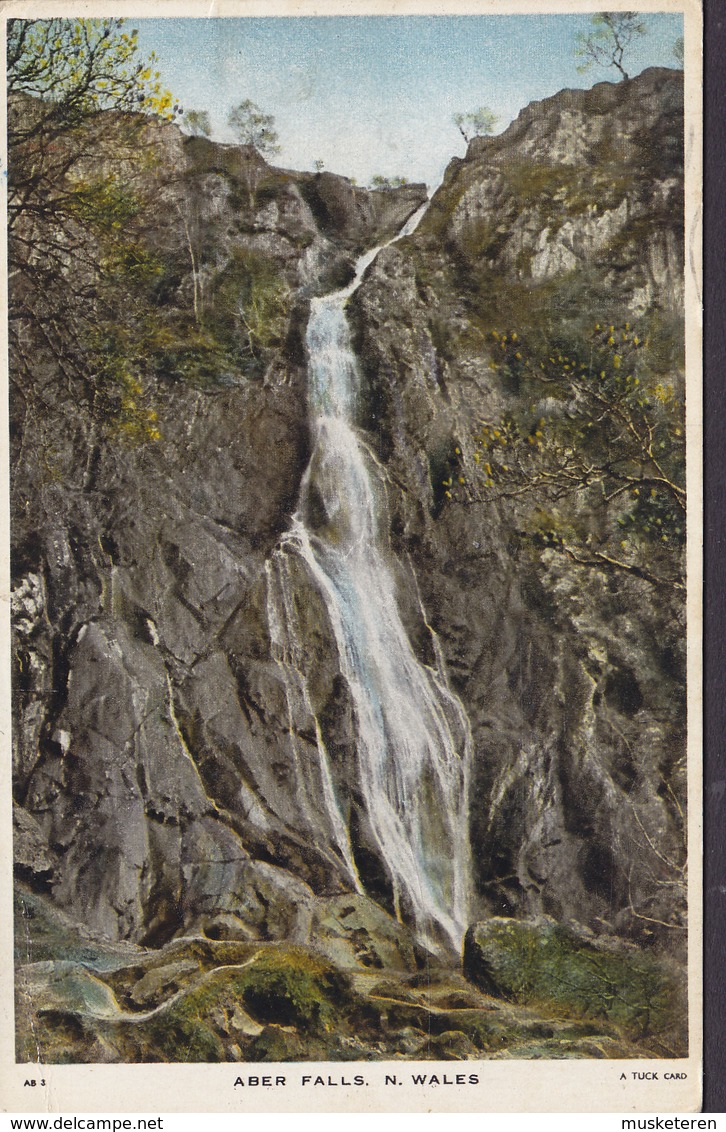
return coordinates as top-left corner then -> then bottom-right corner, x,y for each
7,18 -> 179,443
575,12 -> 649,82
8,19 -> 179,243
7,18 -> 175,118
446,321 -> 685,592
453,107 -> 498,144
226,101 -> 280,207
226,99 -> 279,157
183,109 -> 212,137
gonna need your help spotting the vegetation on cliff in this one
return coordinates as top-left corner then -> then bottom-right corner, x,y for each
350,68 -> 687,961
445,318 -> 685,592
10,30 -> 688,1065
398,69 -> 685,594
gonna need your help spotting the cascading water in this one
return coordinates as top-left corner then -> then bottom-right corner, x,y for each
267,206 -> 472,952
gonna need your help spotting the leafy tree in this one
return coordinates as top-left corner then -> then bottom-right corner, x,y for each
8,19 -> 178,237
183,109 -> 212,137
186,249 -> 290,369
445,321 -> 685,592
575,12 -> 649,82
453,107 -> 499,144
226,100 -> 280,208
7,18 -> 175,117
227,99 -> 279,156
313,159 -> 325,172
7,18 -> 179,443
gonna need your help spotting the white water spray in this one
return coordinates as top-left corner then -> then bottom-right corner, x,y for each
267,205 -> 472,951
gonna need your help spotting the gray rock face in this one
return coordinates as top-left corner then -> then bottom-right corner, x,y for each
298,172 -> 428,250
348,68 -> 686,943
424,68 -> 683,314
10,113 -> 427,945
12,66 -> 686,1007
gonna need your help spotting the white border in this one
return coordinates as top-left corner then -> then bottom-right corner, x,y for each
0,0 -> 703,1113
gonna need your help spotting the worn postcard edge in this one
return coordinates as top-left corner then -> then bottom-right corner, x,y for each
0,0 -> 703,1113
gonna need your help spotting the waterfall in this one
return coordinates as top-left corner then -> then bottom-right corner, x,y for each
267,206 -> 472,952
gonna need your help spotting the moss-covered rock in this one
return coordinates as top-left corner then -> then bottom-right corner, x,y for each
246,1025 -> 304,1062
463,918 -> 683,1052
234,948 -> 352,1032
428,1029 -> 480,1060
16,921 -> 678,1063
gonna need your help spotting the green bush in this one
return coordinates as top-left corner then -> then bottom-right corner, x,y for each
464,919 -> 681,1043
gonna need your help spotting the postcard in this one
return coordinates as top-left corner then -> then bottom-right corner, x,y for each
0,0 -> 702,1113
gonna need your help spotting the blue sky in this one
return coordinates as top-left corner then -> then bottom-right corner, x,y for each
135,14 -> 683,188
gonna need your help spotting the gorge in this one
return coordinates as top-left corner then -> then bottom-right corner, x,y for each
11,65 -> 688,1062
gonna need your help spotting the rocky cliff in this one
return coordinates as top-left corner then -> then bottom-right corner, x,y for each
349,66 -> 686,940
11,112 -> 427,945
12,68 -> 688,1062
